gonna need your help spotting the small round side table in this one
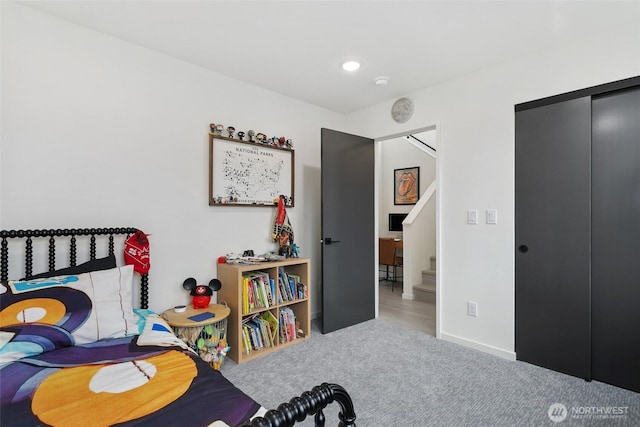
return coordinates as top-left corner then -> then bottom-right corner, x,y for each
162,303 -> 230,369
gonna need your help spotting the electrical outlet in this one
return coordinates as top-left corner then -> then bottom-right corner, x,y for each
467,301 -> 478,317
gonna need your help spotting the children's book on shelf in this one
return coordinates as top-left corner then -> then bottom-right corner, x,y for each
242,271 -> 273,314
297,282 -> 307,299
277,267 -> 307,303
240,265 -> 307,351
261,310 -> 279,345
241,310 -> 280,353
279,307 -> 297,344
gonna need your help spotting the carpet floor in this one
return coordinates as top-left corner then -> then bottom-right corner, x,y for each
221,318 -> 639,426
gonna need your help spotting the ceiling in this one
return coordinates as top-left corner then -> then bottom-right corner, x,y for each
18,1 -> 640,114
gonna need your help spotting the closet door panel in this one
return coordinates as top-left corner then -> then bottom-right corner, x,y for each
592,86 -> 640,392
515,97 -> 591,379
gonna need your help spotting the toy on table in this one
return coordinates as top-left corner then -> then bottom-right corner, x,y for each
182,277 -> 222,309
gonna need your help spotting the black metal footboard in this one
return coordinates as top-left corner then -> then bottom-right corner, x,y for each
241,383 -> 356,427
0,227 -> 149,309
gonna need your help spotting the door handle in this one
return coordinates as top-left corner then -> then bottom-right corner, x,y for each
322,237 -> 341,245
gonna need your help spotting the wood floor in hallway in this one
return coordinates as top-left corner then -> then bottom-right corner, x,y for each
378,279 -> 435,336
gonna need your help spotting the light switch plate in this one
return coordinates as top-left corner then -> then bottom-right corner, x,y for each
468,210 -> 478,225
487,209 -> 498,225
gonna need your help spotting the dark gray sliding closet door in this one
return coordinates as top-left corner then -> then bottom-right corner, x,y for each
515,97 -> 592,379
591,87 -> 640,392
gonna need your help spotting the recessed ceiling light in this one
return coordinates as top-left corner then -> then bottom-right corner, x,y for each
342,61 -> 360,72
374,76 -> 390,86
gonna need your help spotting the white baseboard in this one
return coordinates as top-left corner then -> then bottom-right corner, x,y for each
440,332 -> 516,361
401,292 -> 415,300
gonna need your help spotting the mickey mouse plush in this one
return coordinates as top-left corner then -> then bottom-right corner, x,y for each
183,278 -> 222,309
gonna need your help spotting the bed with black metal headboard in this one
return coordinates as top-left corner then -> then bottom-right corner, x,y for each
0,227 -> 356,427
0,227 -> 149,309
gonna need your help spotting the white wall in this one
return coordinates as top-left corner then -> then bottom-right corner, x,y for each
0,3 -> 345,314
347,23 -> 640,358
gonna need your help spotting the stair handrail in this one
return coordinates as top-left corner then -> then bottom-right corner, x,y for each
405,135 -> 436,159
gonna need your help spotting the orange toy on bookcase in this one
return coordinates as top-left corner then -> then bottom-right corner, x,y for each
217,258 -> 310,364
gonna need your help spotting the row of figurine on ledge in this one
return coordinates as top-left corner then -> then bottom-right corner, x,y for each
210,195 -> 293,206
209,123 -> 293,149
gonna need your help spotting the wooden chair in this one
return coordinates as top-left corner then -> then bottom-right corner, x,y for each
379,238 -> 403,291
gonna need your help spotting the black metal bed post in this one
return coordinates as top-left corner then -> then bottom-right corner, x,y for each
70,235 -> 77,266
241,383 -> 356,427
140,273 -> 149,310
90,233 -> 97,260
331,384 -> 357,427
1,235 -> 8,282
48,235 -> 56,272
25,237 -> 33,278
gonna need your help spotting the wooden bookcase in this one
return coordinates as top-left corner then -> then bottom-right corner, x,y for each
217,258 -> 310,364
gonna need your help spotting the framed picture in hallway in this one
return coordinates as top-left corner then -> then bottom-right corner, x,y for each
394,166 -> 419,205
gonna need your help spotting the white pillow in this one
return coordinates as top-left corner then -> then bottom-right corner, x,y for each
7,265 -> 138,345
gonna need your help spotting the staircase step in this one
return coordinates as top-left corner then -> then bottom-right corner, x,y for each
414,282 -> 436,303
421,269 -> 436,286
414,283 -> 436,294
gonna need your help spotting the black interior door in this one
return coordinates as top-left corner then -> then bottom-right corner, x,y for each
515,97 -> 592,379
591,86 -> 640,393
321,128 -> 375,333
